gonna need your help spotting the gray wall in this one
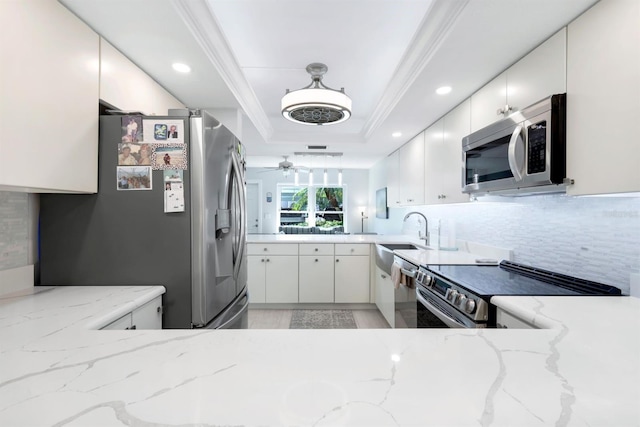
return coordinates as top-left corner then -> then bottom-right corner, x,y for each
0,192 -> 38,275
245,168 -> 369,234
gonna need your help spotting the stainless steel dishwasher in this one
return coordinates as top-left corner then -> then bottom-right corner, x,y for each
393,255 -> 418,328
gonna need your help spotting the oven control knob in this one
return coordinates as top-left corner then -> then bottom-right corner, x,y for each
424,275 -> 434,287
447,289 -> 458,302
416,271 -> 424,283
463,299 -> 476,314
453,293 -> 463,305
458,295 -> 467,307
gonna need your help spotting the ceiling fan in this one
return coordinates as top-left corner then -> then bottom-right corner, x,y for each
259,156 -> 309,176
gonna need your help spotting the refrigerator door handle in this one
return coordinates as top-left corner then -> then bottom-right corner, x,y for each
216,290 -> 249,329
231,149 -> 246,280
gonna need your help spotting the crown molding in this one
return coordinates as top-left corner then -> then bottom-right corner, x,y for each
362,0 -> 469,140
171,0 -> 273,140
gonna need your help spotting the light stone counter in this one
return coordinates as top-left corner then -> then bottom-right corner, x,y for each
247,234 -> 420,244
1,284 -> 639,425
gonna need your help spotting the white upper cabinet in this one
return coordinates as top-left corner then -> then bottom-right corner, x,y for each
0,0 -> 99,193
566,0 -> 640,195
471,28 -> 567,133
470,72 -> 507,133
427,101 -> 471,205
507,29 -> 566,116
398,132 -> 425,206
386,151 -> 401,207
100,38 -> 185,115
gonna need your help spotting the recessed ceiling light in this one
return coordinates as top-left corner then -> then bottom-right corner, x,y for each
172,63 -> 191,73
392,132 -> 402,138
436,86 -> 452,95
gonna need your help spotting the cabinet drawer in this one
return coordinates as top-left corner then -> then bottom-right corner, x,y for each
247,244 -> 298,256
335,244 -> 370,256
299,244 -> 334,256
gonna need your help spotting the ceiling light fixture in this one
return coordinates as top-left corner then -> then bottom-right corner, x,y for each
392,132 -> 402,138
281,63 -> 352,126
172,63 -> 191,73
436,86 -> 452,95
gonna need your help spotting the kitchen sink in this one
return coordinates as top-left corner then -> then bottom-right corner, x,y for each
374,243 -> 428,275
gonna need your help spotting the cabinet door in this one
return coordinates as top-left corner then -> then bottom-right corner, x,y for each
101,313 -> 133,330
0,0 -> 99,192
131,296 -> 163,329
507,28 -> 566,113
335,256 -> 370,303
265,256 -> 298,303
423,119 -> 444,205
566,0 -> 640,195
441,100 -> 471,204
299,256 -> 334,303
470,72 -> 507,132
100,38 -> 184,115
247,256 -> 266,303
386,151 -> 402,207
399,133 -> 425,205
374,266 -> 394,327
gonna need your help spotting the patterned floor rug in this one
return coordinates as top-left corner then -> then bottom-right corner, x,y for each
289,309 -> 357,329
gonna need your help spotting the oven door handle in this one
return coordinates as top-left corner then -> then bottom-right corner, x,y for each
417,291 -> 467,329
507,125 -> 525,182
400,268 -> 416,278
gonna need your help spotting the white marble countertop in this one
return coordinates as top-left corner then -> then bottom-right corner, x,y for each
247,233 -> 419,244
1,286 -> 639,426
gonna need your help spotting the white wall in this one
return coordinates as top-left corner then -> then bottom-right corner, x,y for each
245,168 -> 369,234
367,165 -> 640,294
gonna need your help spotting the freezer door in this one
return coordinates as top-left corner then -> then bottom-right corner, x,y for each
191,112 -> 247,327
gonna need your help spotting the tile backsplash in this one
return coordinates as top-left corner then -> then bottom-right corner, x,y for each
0,192 -> 31,271
372,194 -> 640,294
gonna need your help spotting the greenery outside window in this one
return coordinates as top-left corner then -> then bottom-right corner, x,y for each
278,185 -> 346,231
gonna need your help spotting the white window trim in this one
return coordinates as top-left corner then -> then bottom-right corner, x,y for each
276,184 -> 347,231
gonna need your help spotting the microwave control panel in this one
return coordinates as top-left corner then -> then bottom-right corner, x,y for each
527,120 -> 547,174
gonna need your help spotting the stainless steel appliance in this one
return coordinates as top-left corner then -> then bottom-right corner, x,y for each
393,255 -> 418,328
415,261 -> 622,329
462,94 -> 567,194
39,111 -> 248,329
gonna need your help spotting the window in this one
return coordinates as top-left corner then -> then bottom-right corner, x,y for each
277,185 -> 346,232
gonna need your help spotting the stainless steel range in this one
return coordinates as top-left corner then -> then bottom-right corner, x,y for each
415,261 -> 622,328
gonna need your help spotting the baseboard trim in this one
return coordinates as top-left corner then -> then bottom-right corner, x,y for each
0,265 -> 34,297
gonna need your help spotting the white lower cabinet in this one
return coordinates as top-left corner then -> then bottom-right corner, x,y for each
374,266 -> 394,327
335,255 -> 370,303
101,296 -> 162,330
495,308 -> 536,329
248,255 -> 299,303
299,256 -> 335,303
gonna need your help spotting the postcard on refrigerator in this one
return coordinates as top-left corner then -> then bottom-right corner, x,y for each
121,116 -> 143,143
163,170 -> 184,213
142,119 -> 184,144
116,166 -> 152,191
151,144 -> 188,170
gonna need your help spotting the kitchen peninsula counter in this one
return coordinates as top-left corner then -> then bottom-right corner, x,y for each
1,284 -> 639,425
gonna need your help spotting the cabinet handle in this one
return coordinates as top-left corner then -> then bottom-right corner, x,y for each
407,199 -> 414,202
381,274 -> 387,279
315,259 -> 318,262
350,248 -> 354,252
497,104 -> 513,116
261,259 -> 265,262
156,306 -> 163,314
266,259 -> 270,262
314,248 -> 319,252
395,201 -> 400,204
263,248 -> 267,251
336,259 -> 340,263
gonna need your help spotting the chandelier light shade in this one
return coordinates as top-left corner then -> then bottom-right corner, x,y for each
281,63 -> 352,126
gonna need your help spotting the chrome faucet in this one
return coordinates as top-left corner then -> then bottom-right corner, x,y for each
403,211 -> 429,245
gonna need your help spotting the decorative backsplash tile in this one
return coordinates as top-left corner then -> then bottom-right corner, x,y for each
373,194 -> 640,294
0,192 -> 30,271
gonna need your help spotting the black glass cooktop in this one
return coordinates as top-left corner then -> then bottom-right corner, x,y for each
425,261 -> 621,297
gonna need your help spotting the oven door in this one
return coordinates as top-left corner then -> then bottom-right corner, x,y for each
416,285 -> 484,329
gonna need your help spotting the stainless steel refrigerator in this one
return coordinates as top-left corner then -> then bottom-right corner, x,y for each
39,111 -> 248,329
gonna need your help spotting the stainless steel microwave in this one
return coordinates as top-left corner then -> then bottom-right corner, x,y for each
462,94 -> 566,194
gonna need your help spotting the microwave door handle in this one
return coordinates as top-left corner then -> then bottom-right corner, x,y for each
507,125 -> 524,182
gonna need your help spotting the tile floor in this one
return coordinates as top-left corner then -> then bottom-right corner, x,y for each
248,308 -> 390,329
